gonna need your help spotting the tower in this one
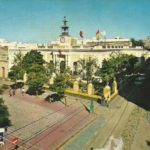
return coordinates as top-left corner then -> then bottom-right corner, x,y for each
61,16 -> 69,36
59,16 -> 71,46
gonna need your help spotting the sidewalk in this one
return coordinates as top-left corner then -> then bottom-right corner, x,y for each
2,87 -> 98,150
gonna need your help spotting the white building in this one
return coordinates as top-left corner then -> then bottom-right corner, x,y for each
0,16 -> 149,78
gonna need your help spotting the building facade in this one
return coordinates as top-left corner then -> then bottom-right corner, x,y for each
0,17 -> 149,79
0,46 -> 8,79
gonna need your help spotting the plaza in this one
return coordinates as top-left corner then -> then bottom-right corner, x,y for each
0,0 -> 150,149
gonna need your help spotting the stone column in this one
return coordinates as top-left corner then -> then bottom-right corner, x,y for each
49,77 -> 54,85
73,80 -> 79,92
103,83 -> 111,101
23,73 -> 28,83
87,83 -> 93,96
112,79 -> 118,93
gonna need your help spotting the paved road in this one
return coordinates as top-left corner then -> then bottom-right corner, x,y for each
61,95 -> 135,150
2,89 -> 96,150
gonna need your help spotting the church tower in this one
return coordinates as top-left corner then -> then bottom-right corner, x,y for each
59,16 -> 71,45
61,16 -> 69,36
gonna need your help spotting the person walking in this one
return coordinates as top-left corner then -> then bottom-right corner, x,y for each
12,89 -> 16,96
9,88 -> 12,97
21,87 -> 25,96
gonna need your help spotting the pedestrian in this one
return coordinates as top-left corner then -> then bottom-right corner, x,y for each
21,87 -> 25,96
14,145 -> 19,149
12,89 -> 16,96
9,88 -> 12,97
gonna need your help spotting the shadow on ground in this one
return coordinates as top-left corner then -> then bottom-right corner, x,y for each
146,140 -> 150,147
119,75 -> 150,111
26,88 -> 45,96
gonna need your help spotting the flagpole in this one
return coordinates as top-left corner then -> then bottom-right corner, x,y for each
80,31 -> 84,48
96,30 -> 100,47
98,38 -> 100,46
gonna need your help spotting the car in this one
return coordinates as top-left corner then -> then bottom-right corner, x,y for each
45,93 -> 63,103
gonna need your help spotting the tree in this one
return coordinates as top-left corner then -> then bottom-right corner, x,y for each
53,74 -> 66,99
86,57 -> 97,83
13,50 -> 24,67
0,88 -> 11,128
144,37 -> 150,50
47,61 -> 55,76
131,38 -> 144,47
22,50 -> 45,73
22,50 -> 47,95
78,57 -> 97,83
27,64 -> 48,95
8,65 -> 24,81
60,61 -> 66,73
96,53 -> 138,84
78,58 -> 86,79
8,51 -> 24,81
63,67 -> 73,88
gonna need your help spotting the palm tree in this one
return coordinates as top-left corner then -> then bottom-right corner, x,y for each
78,57 -> 97,83
86,57 -> 97,83
78,58 -> 86,79
8,50 -> 25,82
13,50 -> 24,68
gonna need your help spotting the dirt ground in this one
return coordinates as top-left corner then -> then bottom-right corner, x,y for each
131,109 -> 150,150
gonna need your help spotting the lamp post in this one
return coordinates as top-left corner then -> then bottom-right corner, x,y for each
89,100 -> 94,113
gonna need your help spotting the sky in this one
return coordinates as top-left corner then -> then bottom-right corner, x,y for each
0,0 -> 150,43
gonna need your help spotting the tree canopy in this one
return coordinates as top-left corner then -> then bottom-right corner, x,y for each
96,53 -> 138,84
8,51 -> 24,81
27,64 -> 48,95
22,50 -> 45,73
131,38 -> 144,47
52,74 -> 66,100
144,37 -> 150,50
78,57 -> 97,83
0,88 -> 11,128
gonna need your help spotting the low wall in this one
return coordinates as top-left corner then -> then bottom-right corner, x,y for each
65,89 -> 101,101
65,89 -> 118,102
108,91 -> 119,102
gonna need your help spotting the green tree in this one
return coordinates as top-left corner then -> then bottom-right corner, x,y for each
86,57 -> 97,83
8,65 -> 24,81
27,64 -> 48,95
63,67 -> 73,88
60,61 -> 66,73
144,36 -> 150,50
22,50 -> 47,95
78,58 -> 86,79
47,61 -> 55,76
53,74 -> 66,99
0,88 -> 11,128
131,38 -> 144,47
96,53 -> 138,84
78,57 -> 97,83
22,50 -> 45,73
8,51 -> 24,81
